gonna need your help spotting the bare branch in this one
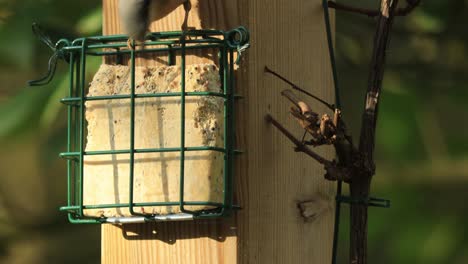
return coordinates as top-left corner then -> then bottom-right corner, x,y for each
290,107 -> 321,138
350,1 -> 401,263
281,90 -> 309,112
327,0 -> 421,18
328,1 -> 380,17
265,114 -> 332,165
264,66 -> 335,110
266,114 -> 351,182
280,89 -> 355,149
358,0 -> 400,170
281,90 -> 338,145
324,161 -> 352,182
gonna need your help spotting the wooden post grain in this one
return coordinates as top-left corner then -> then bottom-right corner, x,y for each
101,0 -> 336,263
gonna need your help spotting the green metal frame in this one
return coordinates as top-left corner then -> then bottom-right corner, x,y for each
56,27 -> 249,224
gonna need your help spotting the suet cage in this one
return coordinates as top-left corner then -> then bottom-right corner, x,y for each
34,27 -> 249,224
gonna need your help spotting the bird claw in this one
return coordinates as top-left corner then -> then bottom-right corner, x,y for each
127,38 -> 135,50
183,0 -> 192,13
182,26 -> 196,32
181,0 -> 194,35
126,38 -> 145,50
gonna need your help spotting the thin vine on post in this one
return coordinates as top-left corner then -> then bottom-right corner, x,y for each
264,1 -> 420,264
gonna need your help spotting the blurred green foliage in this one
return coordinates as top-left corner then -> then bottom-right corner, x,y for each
0,0 -> 101,263
0,0 -> 466,263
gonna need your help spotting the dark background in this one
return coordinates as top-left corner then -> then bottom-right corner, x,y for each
0,1 -> 466,263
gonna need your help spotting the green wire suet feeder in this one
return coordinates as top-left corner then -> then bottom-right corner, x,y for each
31,25 -> 250,224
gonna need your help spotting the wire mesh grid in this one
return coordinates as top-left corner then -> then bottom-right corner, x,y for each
57,27 -> 249,224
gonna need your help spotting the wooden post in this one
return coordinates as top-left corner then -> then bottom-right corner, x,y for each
101,0 -> 336,263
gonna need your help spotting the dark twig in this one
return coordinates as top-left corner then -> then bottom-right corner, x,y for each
327,1 -> 380,17
280,88 -> 356,150
264,66 -> 335,111
327,0 -> 421,18
265,114 -> 352,182
394,0 -> 421,16
265,114 -> 331,165
349,1 -> 401,263
263,65 -> 358,154
281,89 -> 308,112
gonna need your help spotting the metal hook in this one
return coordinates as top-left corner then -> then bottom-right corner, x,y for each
28,23 -> 70,86
28,52 -> 59,86
31,22 -> 55,51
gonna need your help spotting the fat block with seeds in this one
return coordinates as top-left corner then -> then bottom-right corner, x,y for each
82,63 -> 225,217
